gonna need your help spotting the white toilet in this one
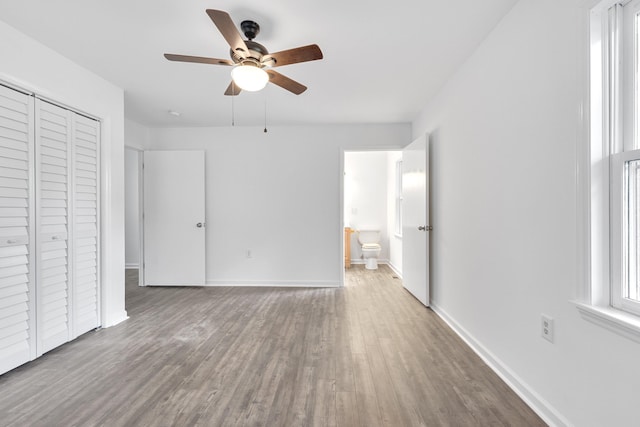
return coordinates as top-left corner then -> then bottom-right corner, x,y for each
358,229 -> 381,270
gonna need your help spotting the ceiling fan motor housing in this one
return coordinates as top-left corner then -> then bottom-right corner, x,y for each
241,20 -> 260,40
231,40 -> 272,66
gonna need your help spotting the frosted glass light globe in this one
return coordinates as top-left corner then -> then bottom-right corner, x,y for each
231,65 -> 269,92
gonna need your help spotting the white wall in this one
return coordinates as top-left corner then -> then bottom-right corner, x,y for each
412,0 -> 640,425
344,151 -> 391,263
124,148 -> 139,268
0,20 -> 127,327
386,151 -> 402,275
148,124 -> 410,286
125,118 -> 151,150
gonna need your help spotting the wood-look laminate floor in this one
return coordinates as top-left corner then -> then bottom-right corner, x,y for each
0,266 -> 546,427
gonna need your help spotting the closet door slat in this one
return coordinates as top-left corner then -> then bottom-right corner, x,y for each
0,85 -> 35,375
72,115 -> 99,337
36,100 -> 70,356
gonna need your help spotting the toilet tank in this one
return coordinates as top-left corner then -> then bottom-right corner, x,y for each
357,229 -> 380,245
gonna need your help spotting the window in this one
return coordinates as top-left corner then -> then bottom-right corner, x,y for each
609,0 -> 640,316
581,0 -> 640,335
395,160 -> 403,236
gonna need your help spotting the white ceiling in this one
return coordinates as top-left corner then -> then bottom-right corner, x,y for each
0,0 -> 517,127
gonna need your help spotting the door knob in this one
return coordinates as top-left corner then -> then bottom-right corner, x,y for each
418,226 -> 426,231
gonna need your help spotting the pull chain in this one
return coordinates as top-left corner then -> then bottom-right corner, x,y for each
263,88 -> 268,133
231,82 -> 235,126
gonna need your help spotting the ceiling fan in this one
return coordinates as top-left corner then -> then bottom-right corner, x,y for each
164,9 -> 323,96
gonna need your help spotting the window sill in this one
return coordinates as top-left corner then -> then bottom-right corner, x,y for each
574,301 -> 640,343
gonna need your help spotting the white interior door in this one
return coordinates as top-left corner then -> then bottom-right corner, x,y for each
71,114 -> 100,337
402,133 -> 430,306
143,151 -> 206,285
35,100 -> 72,355
0,85 -> 36,372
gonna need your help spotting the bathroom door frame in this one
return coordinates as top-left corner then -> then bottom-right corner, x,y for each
340,147 -> 404,287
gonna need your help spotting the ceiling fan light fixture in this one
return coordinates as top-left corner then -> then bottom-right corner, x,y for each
231,64 -> 269,92
165,10 -> 323,96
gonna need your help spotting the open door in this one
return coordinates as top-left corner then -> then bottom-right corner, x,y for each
143,151 -> 206,285
402,134 -> 430,306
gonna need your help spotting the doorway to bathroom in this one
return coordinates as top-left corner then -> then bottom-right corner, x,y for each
125,147 -> 142,286
343,150 -> 403,277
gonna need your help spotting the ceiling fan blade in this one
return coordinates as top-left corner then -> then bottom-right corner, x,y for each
206,9 -> 249,59
164,54 -> 233,66
266,44 -> 323,68
224,81 -> 242,96
266,70 -> 307,95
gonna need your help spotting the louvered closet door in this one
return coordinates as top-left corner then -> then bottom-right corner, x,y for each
71,115 -> 99,337
35,100 -> 71,355
0,85 -> 35,373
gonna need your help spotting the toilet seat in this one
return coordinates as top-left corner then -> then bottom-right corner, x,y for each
358,230 -> 381,270
362,243 -> 381,250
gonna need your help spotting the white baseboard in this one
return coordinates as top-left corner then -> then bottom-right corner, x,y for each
102,310 -> 129,328
350,258 -> 390,265
205,280 -> 341,288
430,303 -> 570,427
387,262 -> 402,278
146,280 -> 341,288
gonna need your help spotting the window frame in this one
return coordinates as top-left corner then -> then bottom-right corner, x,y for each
576,0 -> 640,341
610,149 -> 640,314
610,0 -> 640,316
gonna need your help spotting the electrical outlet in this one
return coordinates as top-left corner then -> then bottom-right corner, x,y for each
541,314 -> 554,343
